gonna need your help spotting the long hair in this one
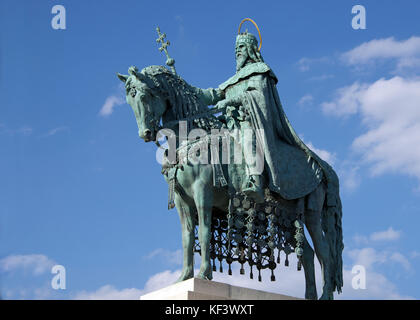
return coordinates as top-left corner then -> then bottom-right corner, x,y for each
246,43 -> 264,64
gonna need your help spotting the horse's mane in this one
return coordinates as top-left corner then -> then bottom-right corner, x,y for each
141,65 -> 208,121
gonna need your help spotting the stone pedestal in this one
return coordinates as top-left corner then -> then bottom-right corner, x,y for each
140,277 -> 301,300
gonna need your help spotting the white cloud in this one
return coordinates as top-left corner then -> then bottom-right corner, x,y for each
44,126 -> 69,137
410,251 -> 420,259
321,82 -> 366,117
338,163 -> 361,192
174,15 -> 185,37
74,285 -> 143,300
17,126 -> 33,136
308,74 -> 334,81
0,254 -> 56,275
354,227 -> 401,245
340,266 -> 412,299
348,247 -> 412,275
322,76 -> 420,182
370,227 -> 401,242
341,36 -> 420,71
0,125 -> 33,136
38,126 -> 69,138
348,247 -> 388,269
349,228 -> 414,276
297,57 -> 311,72
73,270 -> 181,300
297,94 -> 314,107
99,95 -> 125,117
389,252 -> 412,272
296,57 -> 329,72
141,269 -> 182,293
144,248 -> 182,266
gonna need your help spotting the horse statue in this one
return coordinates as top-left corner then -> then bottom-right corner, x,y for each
117,24 -> 343,300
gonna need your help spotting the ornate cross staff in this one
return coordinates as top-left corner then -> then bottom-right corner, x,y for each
156,27 -> 177,75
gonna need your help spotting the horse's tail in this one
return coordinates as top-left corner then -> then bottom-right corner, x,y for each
291,128 -> 344,293
321,167 -> 344,294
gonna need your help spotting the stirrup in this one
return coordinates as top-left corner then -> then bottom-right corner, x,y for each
243,180 -> 265,203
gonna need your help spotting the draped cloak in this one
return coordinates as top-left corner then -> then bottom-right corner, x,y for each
219,62 -> 338,202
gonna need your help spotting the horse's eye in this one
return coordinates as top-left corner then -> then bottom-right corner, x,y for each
130,88 -> 136,98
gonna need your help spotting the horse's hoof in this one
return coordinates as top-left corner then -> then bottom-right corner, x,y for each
319,292 -> 334,300
305,292 -> 318,300
196,272 -> 213,281
175,271 -> 194,283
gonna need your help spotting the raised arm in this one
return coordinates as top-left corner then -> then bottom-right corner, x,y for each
191,87 -> 225,106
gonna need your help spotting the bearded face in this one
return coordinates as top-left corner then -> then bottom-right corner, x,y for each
235,42 -> 249,71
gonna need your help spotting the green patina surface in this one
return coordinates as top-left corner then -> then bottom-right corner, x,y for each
117,26 -> 343,300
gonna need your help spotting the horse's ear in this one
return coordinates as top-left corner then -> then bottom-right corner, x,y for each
133,71 -> 147,83
117,73 -> 128,83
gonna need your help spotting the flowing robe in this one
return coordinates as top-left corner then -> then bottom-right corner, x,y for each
219,62 -> 326,200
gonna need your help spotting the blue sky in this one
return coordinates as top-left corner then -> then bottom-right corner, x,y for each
1,0 -> 420,299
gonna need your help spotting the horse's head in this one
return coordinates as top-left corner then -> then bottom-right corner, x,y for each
117,66 -> 166,142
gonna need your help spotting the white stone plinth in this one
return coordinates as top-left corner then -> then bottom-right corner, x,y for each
140,277 -> 301,300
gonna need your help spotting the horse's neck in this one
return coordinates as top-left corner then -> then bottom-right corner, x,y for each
159,74 -> 210,137
161,108 -> 197,134
161,109 -> 175,127
161,96 -> 206,130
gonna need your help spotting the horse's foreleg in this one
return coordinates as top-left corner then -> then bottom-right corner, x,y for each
301,237 -> 318,300
193,181 -> 213,280
305,209 -> 333,300
175,196 -> 195,283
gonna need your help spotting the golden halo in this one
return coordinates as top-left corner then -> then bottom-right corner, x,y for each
237,18 -> 262,51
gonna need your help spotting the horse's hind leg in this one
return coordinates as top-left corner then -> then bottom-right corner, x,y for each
305,210 -> 333,300
305,186 -> 334,299
301,237 -> 318,300
175,196 -> 195,283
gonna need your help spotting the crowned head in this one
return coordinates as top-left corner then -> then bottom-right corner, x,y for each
235,31 -> 263,71
235,19 -> 264,71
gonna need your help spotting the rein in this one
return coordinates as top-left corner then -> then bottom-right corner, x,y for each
162,105 -> 225,130
154,106 -> 227,148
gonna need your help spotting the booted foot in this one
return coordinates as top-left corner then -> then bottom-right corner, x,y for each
243,176 -> 265,203
175,268 -> 194,283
